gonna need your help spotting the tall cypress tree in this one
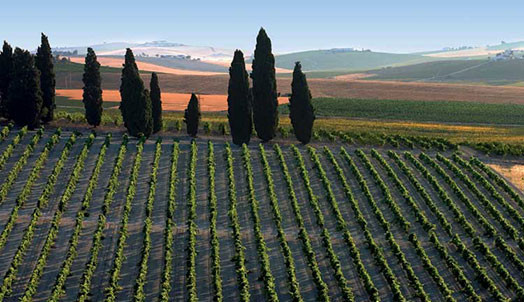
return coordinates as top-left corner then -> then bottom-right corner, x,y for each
35,33 -> 55,123
119,48 -> 153,137
0,41 -> 13,118
8,48 -> 42,129
227,50 -> 252,145
289,62 -> 315,144
184,93 -> 200,137
251,28 -> 278,142
82,48 -> 103,127
150,72 -> 162,133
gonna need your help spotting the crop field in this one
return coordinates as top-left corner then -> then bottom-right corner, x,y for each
1,127 -> 524,301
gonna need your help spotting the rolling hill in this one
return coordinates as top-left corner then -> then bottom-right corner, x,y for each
366,59 -> 524,85
274,49 -> 440,72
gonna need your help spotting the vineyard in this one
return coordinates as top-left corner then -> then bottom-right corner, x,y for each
1,126 -> 524,301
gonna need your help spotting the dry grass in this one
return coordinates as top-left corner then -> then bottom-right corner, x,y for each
56,89 -> 288,111
69,57 -> 225,76
56,72 -> 524,104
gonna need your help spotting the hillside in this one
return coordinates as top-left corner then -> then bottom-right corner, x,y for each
0,126 -> 522,301
53,40 -> 234,62
366,59 -> 524,85
274,49 -> 439,71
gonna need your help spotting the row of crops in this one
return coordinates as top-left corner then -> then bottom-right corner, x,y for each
0,127 -> 523,301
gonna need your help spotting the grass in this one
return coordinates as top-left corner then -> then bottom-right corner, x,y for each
274,50 -> 440,71
366,59 -> 524,85
55,59 -> 122,73
55,96 -> 120,113
279,97 -> 524,126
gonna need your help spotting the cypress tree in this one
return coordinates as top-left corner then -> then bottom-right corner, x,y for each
35,33 -> 56,123
150,72 -> 162,133
184,93 -> 200,137
227,50 -> 252,145
0,41 -> 13,118
8,48 -> 42,129
251,28 -> 278,142
82,47 -> 103,127
119,48 -> 153,137
289,62 -> 315,144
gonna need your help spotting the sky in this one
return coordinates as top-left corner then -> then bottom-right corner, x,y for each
1,0 -> 524,54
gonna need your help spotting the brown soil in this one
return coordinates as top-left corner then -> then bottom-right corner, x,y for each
56,89 -> 288,111
56,72 -> 524,104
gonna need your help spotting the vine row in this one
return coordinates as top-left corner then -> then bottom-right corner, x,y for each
76,135 -> 128,302
104,137 -> 145,302
273,144 -> 330,302
225,143 -> 250,302
258,144 -> 302,302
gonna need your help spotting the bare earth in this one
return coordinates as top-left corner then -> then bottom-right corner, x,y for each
69,57 -> 226,76
489,163 -> 524,191
56,89 -> 288,111
56,71 -> 524,105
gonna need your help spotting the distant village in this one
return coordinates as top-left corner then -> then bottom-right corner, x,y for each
490,49 -> 524,61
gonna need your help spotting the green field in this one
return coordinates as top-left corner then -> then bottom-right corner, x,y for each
366,59 -> 524,85
279,97 -> 524,125
274,50 -> 441,72
54,59 -> 121,73
55,96 -> 120,112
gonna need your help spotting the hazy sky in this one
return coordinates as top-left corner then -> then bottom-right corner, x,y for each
1,0 -> 524,54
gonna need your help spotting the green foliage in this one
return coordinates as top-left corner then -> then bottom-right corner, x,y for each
207,142 -> 223,301
279,97 -> 524,125
184,93 -> 200,137
120,48 -> 153,137
273,144 -> 330,301
76,137 -> 128,302
227,50 -> 252,145
83,48 -> 103,127
159,141 -> 179,301
225,143 -> 250,302
35,33 -> 56,123
20,134 -> 95,302
0,41 -> 13,118
134,139 -> 162,302
0,130 -> 64,301
0,129 -> 45,205
289,62 -> 315,144
48,135 -> 111,302
251,28 -> 278,141
105,139 -> 145,302
0,126 -> 27,171
150,72 -> 163,133
241,145 -> 279,301
186,141 -> 198,301
8,48 -> 42,128
258,144 -> 302,302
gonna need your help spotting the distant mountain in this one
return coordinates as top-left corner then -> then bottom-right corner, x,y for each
274,49 -> 441,72
53,40 -> 235,62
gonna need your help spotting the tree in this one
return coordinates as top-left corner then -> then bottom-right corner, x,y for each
184,93 -> 200,137
289,62 -> 315,144
227,50 -> 252,145
150,72 -> 162,133
35,33 -> 55,123
82,48 -> 103,127
8,48 -> 42,129
119,48 -> 153,137
0,41 -> 13,118
251,28 -> 278,142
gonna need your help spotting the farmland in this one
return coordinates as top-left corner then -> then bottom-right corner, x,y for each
0,126 -> 524,301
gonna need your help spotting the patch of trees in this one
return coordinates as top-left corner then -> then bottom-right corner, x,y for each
0,34 -> 56,128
